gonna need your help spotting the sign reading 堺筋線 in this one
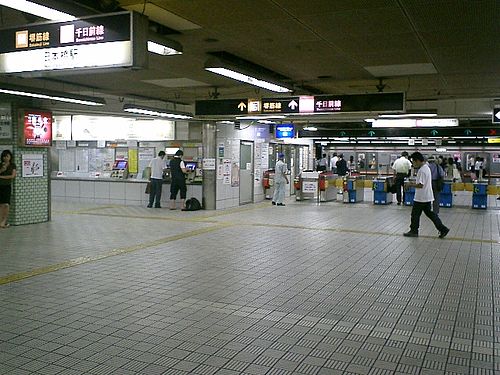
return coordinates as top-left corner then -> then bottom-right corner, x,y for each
0,12 -> 148,74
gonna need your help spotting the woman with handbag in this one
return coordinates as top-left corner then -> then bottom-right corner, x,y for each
0,150 -> 17,228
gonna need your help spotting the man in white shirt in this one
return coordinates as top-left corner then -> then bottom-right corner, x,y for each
330,153 -> 338,173
403,152 -> 449,238
147,150 -> 166,208
272,153 -> 289,206
392,151 -> 412,205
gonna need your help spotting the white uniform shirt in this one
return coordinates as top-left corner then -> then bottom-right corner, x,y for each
274,160 -> 287,182
330,156 -> 338,170
392,156 -> 412,174
149,156 -> 166,179
414,163 -> 434,202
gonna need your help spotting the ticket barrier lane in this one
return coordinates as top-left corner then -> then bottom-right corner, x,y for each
472,182 -> 488,209
319,172 -> 338,202
295,171 -> 320,201
439,179 -> 453,208
263,169 -> 275,199
343,177 -> 364,203
373,176 -> 394,205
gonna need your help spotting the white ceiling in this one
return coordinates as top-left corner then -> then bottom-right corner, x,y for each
0,0 -> 498,119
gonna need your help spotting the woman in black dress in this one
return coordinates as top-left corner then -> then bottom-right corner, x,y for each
0,150 -> 17,228
169,150 -> 187,210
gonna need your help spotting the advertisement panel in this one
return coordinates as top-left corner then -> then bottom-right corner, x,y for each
22,110 -> 52,147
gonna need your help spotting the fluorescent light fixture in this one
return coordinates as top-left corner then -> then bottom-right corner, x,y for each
371,118 -> 458,128
436,147 -> 447,152
147,41 -> 182,55
123,104 -> 193,119
147,34 -> 183,55
379,113 -> 437,118
205,53 -> 292,92
236,115 -> 286,120
303,126 -> 317,131
0,0 -> 76,20
0,84 -> 105,106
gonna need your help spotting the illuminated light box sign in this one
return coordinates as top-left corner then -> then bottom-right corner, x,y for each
276,124 -> 295,139
0,12 -> 147,74
22,110 -> 52,147
196,93 -> 404,116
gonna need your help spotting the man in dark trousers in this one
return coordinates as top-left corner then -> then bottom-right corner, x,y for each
403,152 -> 450,238
336,154 -> 348,176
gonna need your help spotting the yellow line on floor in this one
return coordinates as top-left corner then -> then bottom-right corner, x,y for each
0,223 -> 232,286
62,205 -> 499,245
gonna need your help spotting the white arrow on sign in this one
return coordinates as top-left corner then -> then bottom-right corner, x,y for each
495,110 -> 500,120
288,100 -> 298,110
238,102 -> 247,111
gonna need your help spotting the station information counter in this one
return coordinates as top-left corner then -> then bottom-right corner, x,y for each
51,173 -> 202,207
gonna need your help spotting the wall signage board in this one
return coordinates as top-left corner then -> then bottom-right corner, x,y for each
22,110 -> 52,147
195,99 -> 249,116
195,93 -> 404,116
493,108 -> 500,124
262,97 -> 300,114
0,104 -> 12,139
0,12 -> 147,74
275,124 -> 295,139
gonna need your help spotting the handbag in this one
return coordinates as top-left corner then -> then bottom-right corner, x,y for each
145,181 -> 151,194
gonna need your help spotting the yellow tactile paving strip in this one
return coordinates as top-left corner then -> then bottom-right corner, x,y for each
3,202 -> 497,286
0,223 -> 232,286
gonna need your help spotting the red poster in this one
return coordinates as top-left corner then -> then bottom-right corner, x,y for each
23,110 -> 52,147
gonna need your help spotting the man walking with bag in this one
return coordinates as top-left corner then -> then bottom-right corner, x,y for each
403,152 -> 450,238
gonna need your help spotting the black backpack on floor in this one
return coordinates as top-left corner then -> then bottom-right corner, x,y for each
183,197 -> 202,211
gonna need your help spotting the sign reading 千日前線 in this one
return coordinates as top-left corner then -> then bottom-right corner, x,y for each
0,12 -> 147,74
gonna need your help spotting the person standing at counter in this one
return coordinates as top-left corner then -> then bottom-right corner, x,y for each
147,151 -> 166,208
272,153 -> 288,206
0,150 -> 16,228
392,151 -> 412,205
403,152 -> 449,239
169,150 -> 187,210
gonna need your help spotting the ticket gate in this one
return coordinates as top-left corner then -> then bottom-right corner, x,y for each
263,170 -> 275,199
319,173 -> 337,202
295,171 -> 320,201
439,179 -> 453,208
472,182 -> 488,209
373,176 -> 394,205
343,177 -> 364,203
404,178 -> 416,206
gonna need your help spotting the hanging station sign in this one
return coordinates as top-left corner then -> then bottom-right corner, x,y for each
0,11 -> 148,74
196,93 -> 405,116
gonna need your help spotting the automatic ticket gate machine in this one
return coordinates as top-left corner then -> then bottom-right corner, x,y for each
263,169 -> 275,199
343,176 -> 364,203
319,172 -> 337,202
403,177 -> 416,206
295,171 -> 320,201
439,179 -> 453,208
472,181 -> 488,209
373,176 -> 394,205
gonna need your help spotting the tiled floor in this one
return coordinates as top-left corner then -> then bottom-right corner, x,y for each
1,192 -> 499,375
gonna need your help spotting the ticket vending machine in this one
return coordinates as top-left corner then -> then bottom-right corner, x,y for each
185,161 -> 201,183
110,160 -> 128,179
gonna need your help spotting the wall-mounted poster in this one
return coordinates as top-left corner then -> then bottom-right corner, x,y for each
22,110 -> 52,147
22,153 -> 43,177
0,104 -> 12,139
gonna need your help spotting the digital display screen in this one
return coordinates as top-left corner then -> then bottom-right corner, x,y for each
114,160 -> 127,169
185,162 -> 197,171
276,124 -> 294,139
22,110 -> 52,147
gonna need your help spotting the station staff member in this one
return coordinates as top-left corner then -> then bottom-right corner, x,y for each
272,153 -> 288,206
403,152 -> 449,238
147,150 -> 166,208
392,151 -> 412,205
